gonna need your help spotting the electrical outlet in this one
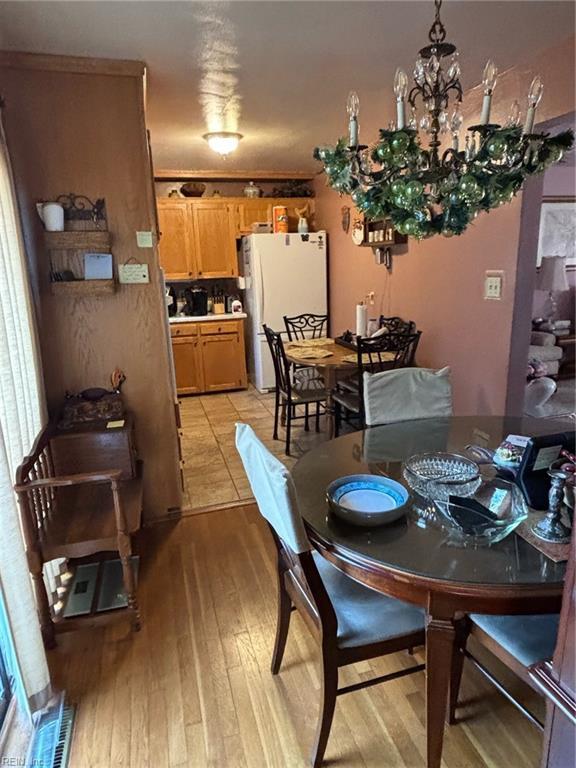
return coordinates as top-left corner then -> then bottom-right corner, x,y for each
484,270 -> 504,300
367,291 -> 375,305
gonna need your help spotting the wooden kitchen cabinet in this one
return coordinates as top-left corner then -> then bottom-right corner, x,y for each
157,200 -> 196,279
192,201 -> 238,278
170,320 -> 247,395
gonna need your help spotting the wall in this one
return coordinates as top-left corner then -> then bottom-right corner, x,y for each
0,53 -> 182,521
315,36 -> 576,415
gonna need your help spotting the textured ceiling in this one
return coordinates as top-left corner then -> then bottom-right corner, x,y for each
0,1 -> 574,171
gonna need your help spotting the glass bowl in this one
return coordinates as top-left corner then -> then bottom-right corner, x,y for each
432,476 -> 529,544
403,452 -> 481,502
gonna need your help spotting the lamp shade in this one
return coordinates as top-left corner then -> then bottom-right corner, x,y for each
537,256 -> 569,292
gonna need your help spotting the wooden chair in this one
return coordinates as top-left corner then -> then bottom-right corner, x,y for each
14,421 -> 143,648
284,312 -> 328,341
449,613 -> 560,729
235,423 -> 426,767
333,332 -> 421,436
263,325 -> 327,455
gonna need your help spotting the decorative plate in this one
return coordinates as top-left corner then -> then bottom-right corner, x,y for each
327,474 -> 409,527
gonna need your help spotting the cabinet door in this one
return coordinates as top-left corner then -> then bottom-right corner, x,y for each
237,200 -> 272,235
157,201 -> 196,279
192,202 -> 238,278
201,333 -> 247,392
172,336 -> 204,395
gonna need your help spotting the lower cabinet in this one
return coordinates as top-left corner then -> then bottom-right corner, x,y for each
171,320 -> 247,395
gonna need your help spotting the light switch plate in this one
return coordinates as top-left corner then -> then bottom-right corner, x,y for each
484,270 -> 504,300
136,230 -> 153,248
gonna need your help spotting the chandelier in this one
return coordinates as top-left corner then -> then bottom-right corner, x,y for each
313,0 -> 574,239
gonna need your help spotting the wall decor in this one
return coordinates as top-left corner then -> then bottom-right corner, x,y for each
537,197 -> 576,267
56,193 -> 106,224
341,205 -> 351,234
314,0 -> 573,239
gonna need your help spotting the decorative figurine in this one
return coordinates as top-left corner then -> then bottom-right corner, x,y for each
295,201 -> 310,233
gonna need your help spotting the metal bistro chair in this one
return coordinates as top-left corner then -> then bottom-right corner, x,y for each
235,423 -> 426,767
263,325 -> 327,455
284,313 -> 329,341
378,315 -> 417,338
333,332 -> 421,436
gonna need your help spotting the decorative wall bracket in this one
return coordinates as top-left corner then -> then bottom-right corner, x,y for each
56,193 -> 107,224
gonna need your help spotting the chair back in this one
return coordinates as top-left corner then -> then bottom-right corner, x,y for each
263,325 -> 292,394
235,423 -> 337,637
378,316 -> 417,335
357,332 -> 421,374
284,313 -> 328,341
363,367 -> 453,427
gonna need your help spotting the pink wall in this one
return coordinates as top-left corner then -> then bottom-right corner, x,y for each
315,35 -> 576,415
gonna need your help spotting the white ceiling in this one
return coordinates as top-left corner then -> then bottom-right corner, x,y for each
0,1 -> 574,172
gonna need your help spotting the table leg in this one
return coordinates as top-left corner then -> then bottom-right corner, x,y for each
426,614 -> 456,768
324,368 -> 337,440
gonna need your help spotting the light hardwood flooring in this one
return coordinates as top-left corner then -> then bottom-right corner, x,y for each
49,505 -> 544,768
180,387 -> 328,512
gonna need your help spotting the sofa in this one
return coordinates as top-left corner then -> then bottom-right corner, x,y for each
529,331 -> 564,377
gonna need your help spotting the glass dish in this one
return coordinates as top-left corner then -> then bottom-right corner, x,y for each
403,452 -> 481,502
432,476 -> 529,544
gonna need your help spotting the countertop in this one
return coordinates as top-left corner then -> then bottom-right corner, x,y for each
169,313 -> 247,323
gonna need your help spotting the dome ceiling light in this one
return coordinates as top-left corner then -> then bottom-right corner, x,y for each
203,131 -> 243,157
314,0 -> 574,239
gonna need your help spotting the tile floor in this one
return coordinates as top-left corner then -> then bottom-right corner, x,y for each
179,386 -> 329,512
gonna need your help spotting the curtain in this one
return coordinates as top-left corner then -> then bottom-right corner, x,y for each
0,110 -> 51,710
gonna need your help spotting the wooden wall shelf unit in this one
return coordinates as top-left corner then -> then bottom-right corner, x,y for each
359,217 -> 408,248
50,279 -> 116,296
155,169 -> 315,182
44,230 -> 112,250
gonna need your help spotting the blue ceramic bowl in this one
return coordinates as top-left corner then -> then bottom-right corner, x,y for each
327,474 -> 409,527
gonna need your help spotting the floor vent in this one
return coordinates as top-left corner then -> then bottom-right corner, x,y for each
53,703 -> 76,768
27,693 -> 76,768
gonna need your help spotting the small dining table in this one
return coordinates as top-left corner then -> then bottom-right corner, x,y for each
291,415 -> 570,768
284,339 -> 356,438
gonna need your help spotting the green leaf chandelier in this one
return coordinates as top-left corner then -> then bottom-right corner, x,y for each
313,0 -> 574,239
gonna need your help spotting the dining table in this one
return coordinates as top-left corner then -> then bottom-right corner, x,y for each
284,339 -> 358,438
291,415 -> 572,768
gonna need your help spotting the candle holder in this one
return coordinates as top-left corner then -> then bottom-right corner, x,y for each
532,467 -> 572,544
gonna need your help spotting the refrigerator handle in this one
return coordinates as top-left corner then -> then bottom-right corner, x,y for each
258,256 -> 265,323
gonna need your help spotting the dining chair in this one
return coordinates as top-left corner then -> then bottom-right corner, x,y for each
284,312 -> 329,340
363,367 -> 453,427
263,325 -> 327,455
235,423 -> 426,767
449,613 -> 560,729
378,315 -> 417,334
333,332 -> 422,436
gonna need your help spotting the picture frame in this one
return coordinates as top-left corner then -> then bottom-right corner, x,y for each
536,196 -> 576,268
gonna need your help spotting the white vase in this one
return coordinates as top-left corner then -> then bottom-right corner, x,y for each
36,202 -> 65,232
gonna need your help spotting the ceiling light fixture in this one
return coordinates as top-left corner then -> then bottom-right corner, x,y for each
203,131 -> 243,157
314,0 -> 573,239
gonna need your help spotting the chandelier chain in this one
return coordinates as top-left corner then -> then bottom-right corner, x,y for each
428,0 -> 447,44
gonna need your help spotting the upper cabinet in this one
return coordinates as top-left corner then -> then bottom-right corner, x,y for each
157,200 -> 196,279
192,201 -> 238,278
156,197 -> 316,280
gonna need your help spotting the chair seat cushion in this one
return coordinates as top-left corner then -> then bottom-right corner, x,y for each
314,553 -> 425,648
333,390 -> 361,413
470,613 -> 560,667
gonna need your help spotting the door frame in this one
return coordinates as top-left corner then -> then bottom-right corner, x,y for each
505,110 -> 575,416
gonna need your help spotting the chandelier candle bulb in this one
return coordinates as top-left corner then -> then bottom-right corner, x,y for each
347,91 -> 360,147
480,59 -> 498,124
523,76 -> 544,135
394,69 -> 409,130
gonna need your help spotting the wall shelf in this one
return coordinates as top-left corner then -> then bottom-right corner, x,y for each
50,279 -> 116,297
44,230 -> 111,251
155,169 -> 315,182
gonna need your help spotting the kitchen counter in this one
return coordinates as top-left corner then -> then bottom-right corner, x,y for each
169,313 -> 247,323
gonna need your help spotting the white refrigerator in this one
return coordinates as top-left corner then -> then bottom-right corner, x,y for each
242,232 -> 327,391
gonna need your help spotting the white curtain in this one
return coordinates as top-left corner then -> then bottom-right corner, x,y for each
0,112 -> 50,709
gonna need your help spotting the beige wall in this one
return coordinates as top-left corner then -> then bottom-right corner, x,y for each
0,54 -> 182,521
316,36 -> 576,415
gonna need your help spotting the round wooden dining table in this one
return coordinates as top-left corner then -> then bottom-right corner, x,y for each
291,416 -> 569,768
284,340 -> 356,439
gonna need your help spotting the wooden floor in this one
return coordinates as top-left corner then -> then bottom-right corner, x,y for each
49,505 -> 545,768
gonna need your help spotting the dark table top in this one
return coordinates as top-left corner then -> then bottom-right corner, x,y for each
292,416 -> 572,588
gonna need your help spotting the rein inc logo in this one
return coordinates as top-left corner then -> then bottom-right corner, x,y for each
1,759 -> 47,766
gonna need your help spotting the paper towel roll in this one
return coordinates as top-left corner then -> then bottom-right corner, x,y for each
356,303 -> 368,337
